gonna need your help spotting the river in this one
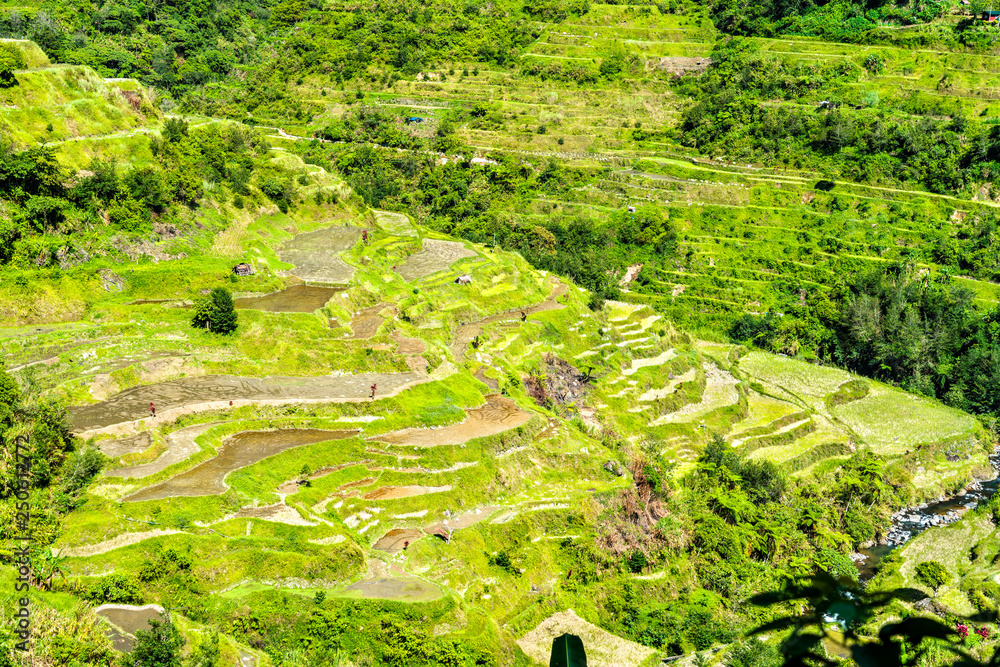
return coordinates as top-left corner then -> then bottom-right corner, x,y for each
855,450 -> 1000,581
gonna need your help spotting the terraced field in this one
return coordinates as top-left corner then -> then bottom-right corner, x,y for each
5,1 -> 1000,660
257,4 -> 1000,333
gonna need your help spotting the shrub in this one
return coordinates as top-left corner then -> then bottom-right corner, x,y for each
915,560 -> 950,593
129,618 -> 185,667
191,287 -> 238,334
86,574 -> 142,604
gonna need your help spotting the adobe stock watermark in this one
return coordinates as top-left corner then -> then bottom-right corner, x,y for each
11,434 -> 32,651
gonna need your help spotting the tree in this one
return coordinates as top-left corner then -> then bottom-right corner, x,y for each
915,560 -> 950,594
187,631 -> 220,667
209,288 -> 238,335
191,294 -> 216,332
129,617 -> 185,667
191,288 -> 238,335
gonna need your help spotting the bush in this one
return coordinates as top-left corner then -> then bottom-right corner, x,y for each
191,287 -> 238,334
129,618 -> 185,667
915,560 -> 950,593
486,550 -> 519,576
725,638 -> 782,667
627,550 -> 647,573
107,197 -> 149,232
86,574 -> 142,604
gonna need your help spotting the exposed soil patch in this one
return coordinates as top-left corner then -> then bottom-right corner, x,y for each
373,528 -> 423,552
525,353 -> 589,406
70,372 -> 425,434
278,225 -> 361,284
405,355 -> 429,373
342,577 -> 441,601
362,484 -> 451,500
649,56 -> 712,74
349,304 -> 390,339
393,333 -> 427,355
396,239 -> 478,281
372,394 -> 530,448
96,604 -> 165,652
235,285 -> 343,313
107,422 -> 217,479
98,431 -> 151,458
124,429 -> 356,502
340,476 -> 377,490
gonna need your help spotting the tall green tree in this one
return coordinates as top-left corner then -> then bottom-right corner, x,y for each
209,287 -> 238,335
129,617 -> 186,667
191,287 -> 238,335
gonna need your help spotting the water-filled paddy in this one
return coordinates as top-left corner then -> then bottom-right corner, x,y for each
95,604 -> 164,652
278,225 -> 361,283
234,285 -> 343,313
124,429 -> 356,502
70,372 -> 424,432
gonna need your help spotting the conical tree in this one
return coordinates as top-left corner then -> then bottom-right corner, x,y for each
209,287 -> 238,335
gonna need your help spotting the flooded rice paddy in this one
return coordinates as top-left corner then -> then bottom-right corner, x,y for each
96,604 -> 164,652
98,431 -> 151,458
70,372 -> 424,432
107,422 -> 218,479
362,484 -> 452,500
373,528 -> 423,552
124,429 -> 357,502
278,225 -> 361,284
372,395 -> 531,448
396,239 -> 478,282
234,285 -> 343,313
343,577 -> 441,601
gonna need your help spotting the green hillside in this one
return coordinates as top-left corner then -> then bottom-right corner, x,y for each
3,0 -> 1000,665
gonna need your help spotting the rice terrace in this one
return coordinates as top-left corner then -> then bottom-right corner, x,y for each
6,1 -> 1000,666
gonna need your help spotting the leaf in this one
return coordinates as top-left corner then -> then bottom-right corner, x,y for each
550,633 -> 587,667
878,616 -> 955,643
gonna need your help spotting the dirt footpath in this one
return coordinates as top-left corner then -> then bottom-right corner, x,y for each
71,372 -> 426,435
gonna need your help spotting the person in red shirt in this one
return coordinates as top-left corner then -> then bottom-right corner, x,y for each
370,383 -> 377,399
149,402 -> 155,417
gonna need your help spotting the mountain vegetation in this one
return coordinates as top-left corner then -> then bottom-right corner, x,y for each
1,0 -> 1000,666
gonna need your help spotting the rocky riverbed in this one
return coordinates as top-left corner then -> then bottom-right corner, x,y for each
855,450 -> 1000,579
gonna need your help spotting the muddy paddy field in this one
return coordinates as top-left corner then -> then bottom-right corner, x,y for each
234,285 -> 342,313
396,239 -> 479,282
70,372 -> 425,433
277,225 -> 362,284
124,428 -> 358,501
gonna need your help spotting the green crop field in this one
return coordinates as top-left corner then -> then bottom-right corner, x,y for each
4,0 -> 1000,664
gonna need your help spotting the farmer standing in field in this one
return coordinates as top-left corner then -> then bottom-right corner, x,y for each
149,402 -> 155,417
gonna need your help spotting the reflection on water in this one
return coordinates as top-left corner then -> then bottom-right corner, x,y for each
124,429 -> 356,502
95,604 -> 164,652
234,285 -> 342,313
